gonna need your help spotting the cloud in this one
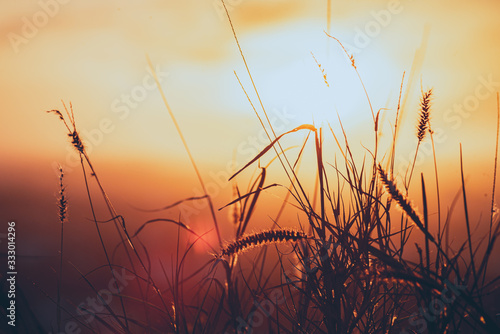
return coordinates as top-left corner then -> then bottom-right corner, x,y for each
230,0 -> 307,29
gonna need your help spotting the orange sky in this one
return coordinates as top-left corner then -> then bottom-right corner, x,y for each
3,2 -> 500,330
2,0 -> 500,265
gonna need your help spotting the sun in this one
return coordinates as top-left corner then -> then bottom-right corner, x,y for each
230,20 -> 405,135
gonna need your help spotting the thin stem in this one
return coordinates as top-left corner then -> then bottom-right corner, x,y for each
489,93 -> 500,244
146,56 -> 222,249
428,123 -> 442,272
57,219 -> 63,332
460,144 -> 478,290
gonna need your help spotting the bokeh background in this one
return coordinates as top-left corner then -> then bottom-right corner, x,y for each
1,0 -> 500,331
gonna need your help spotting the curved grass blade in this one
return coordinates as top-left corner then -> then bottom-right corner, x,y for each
229,124 -> 317,181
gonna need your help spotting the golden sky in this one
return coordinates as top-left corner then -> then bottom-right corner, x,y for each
3,3 -> 500,330
2,0 -> 500,244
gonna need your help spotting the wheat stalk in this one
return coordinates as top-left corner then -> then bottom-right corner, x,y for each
220,229 -> 307,257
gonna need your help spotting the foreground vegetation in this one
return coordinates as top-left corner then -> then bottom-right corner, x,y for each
43,78 -> 500,333
7,5 -> 500,334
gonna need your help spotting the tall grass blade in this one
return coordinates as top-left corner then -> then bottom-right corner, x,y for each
489,92 -> 500,243
421,173 -> 430,271
229,124 -> 316,181
146,56 -> 222,248
459,144 -> 478,289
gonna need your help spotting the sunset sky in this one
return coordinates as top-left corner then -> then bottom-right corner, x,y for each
1,0 -> 500,328
2,0 -> 500,242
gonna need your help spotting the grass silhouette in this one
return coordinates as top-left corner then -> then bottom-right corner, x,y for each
31,6 -> 500,334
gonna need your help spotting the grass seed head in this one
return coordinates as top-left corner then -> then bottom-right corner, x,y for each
378,164 -> 421,225
220,228 -> 307,257
69,131 -> 85,154
416,88 -> 433,142
57,166 -> 67,223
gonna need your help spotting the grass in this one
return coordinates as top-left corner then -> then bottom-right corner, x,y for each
56,165 -> 67,333
11,7 -> 500,334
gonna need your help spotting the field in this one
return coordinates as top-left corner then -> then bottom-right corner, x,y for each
1,1 -> 500,333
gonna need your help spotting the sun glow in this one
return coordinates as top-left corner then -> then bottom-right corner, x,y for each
228,19 -> 410,139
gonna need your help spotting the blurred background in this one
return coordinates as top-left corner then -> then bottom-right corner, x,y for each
1,0 -> 500,331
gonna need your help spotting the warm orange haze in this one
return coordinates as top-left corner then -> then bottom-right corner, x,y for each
1,0 -> 500,333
